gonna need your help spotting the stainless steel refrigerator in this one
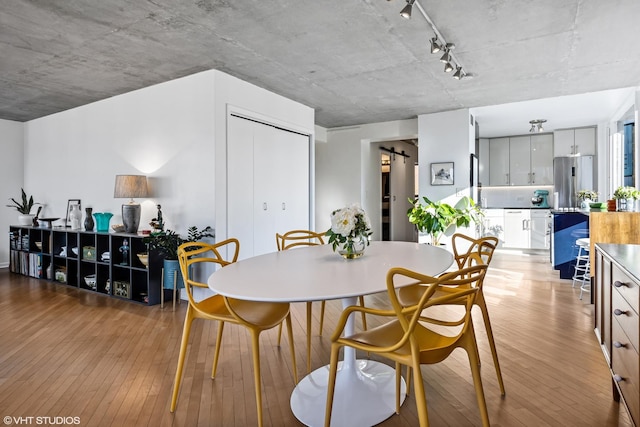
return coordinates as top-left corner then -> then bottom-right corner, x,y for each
553,155 -> 595,208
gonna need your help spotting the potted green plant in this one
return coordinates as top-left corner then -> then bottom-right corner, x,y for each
613,186 -> 640,212
144,226 -> 214,289
407,196 -> 483,245
577,189 -> 598,210
6,188 -> 40,225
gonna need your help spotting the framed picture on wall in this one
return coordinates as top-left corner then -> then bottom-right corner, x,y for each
431,162 -> 454,185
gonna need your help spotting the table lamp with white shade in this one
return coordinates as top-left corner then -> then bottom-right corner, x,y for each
114,174 -> 148,233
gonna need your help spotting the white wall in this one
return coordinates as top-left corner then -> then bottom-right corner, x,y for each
418,109 -> 476,244
10,69 -> 314,271
0,119 -> 25,267
315,119 -> 418,238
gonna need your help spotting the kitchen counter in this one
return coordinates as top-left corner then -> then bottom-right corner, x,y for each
589,211 -> 640,276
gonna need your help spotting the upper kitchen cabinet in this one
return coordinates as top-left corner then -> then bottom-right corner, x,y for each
530,134 -> 554,185
489,135 -> 553,186
553,127 -> 596,156
489,137 -> 510,185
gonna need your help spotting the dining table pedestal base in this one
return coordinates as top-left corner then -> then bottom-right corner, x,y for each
290,359 -> 406,427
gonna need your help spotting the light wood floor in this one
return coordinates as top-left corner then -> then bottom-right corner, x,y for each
0,250 -> 633,427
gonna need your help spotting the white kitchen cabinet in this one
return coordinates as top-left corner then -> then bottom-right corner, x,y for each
509,136 -> 530,186
530,134 -> 554,185
489,138 -> 510,185
479,138 -> 490,186
481,209 -> 504,247
489,135 -> 553,186
553,127 -> 595,156
503,209 -> 530,248
529,209 -> 551,249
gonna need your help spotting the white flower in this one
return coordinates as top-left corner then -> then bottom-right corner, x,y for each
331,208 -> 356,237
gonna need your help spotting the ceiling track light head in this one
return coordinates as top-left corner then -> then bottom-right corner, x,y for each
400,0 -> 415,19
444,62 -> 454,73
430,37 -> 442,54
439,50 -> 452,63
453,66 -> 465,80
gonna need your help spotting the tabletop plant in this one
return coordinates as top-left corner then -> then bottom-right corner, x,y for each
6,188 -> 38,214
407,195 -> 483,246
577,190 -> 598,201
613,186 -> 640,200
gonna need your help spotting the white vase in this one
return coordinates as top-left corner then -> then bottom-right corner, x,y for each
17,214 -> 34,226
617,198 -> 636,212
70,204 -> 82,230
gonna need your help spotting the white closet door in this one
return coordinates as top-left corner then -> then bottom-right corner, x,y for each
227,115 -> 255,259
228,115 -> 310,259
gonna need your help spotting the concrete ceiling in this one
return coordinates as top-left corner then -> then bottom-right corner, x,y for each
2,0 -> 639,136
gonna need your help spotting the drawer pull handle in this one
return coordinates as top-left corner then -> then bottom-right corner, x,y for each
614,309 -> 627,316
614,374 -> 624,383
614,280 -> 626,288
613,341 -> 627,348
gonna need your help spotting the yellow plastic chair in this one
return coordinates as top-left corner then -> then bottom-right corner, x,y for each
398,233 -> 505,396
275,230 -> 367,372
170,239 -> 298,427
324,263 -> 490,427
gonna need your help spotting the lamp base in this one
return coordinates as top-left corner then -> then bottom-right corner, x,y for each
122,203 -> 141,234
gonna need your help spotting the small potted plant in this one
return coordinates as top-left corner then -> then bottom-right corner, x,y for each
325,204 -> 372,259
407,196 -> 483,246
144,226 -> 214,288
577,190 -> 598,210
613,186 -> 640,212
6,188 -> 39,225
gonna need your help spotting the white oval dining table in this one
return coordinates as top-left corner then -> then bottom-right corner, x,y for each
208,241 -> 453,427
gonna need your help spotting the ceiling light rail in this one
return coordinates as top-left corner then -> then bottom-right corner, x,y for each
398,0 -> 469,80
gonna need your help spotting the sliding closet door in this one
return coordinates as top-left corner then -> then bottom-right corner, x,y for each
228,115 -> 310,259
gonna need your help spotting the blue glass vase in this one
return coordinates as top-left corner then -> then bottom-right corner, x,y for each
93,212 -> 113,232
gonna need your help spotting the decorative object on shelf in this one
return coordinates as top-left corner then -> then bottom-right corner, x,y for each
101,251 -> 110,262
59,246 -> 67,257
114,174 -> 148,234
34,241 -> 42,251
55,268 -> 66,283
120,239 -> 129,265
71,247 -> 78,256
64,199 -> 81,228
83,246 -> 96,261
93,212 -> 113,232
114,280 -> 131,299
84,207 -> 94,231
325,204 -> 372,259
69,203 -> 82,230
577,189 -> 598,210
6,188 -> 39,225
33,206 -> 42,226
149,204 -> 165,231
105,279 -> 111,294
84,274 -> 97,291
137,252 -> 149,268
407,195 -> 482,246
46,263 -> 53,280
430,162 -> 454,185
111,224 -> 125,233
37,217 -> 59,228
613,186 -> 640,212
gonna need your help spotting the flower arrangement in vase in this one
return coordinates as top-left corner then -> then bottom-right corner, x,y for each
325,204 -> 372,259
613,186 -> 640,212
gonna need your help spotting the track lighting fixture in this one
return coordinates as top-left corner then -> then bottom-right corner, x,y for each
453,66 -> 465,80
430,37 -> 442,54
396,0 -> 470,81
400,0 -> 415,19
529,119 -> 547,133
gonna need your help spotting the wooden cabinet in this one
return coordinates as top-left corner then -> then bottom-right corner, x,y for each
594,243 -> 640,426
9,226 -> 161,305
554,127 -> 596,157
489,135 -> 553,186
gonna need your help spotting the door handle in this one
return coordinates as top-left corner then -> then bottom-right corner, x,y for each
263,202 -> 267,211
